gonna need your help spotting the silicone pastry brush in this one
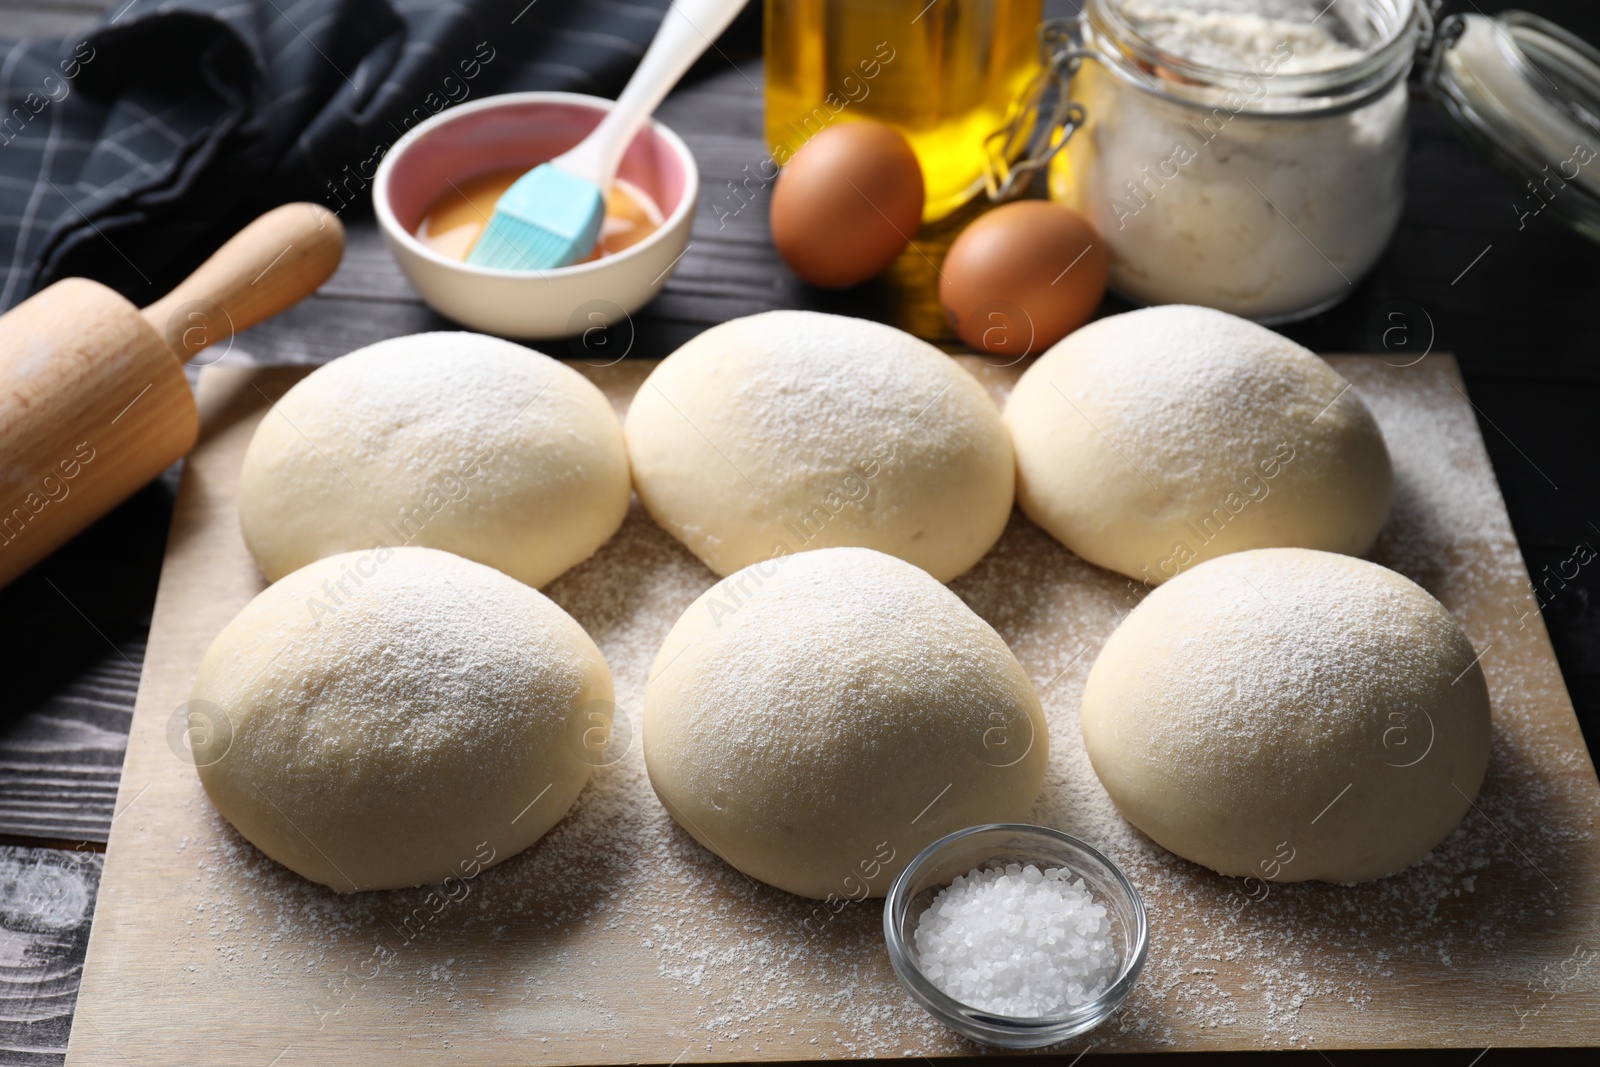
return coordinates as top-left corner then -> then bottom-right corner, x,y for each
467,0 -> 747,270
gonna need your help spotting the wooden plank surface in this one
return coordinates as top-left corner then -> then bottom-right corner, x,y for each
63,354 -> 1600,1065
0,845 -> 101,1067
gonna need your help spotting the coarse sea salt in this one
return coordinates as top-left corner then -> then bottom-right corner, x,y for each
914,863 -> 1119,1018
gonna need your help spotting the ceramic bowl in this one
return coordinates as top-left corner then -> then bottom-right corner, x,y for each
373,91 -> 697,340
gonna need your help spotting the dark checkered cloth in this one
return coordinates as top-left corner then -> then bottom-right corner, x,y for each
0,0 -> 673,311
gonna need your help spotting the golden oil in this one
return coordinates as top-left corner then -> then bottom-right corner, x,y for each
764,0 -> 1043,222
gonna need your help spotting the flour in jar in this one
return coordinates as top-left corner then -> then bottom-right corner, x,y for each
1118,0 -> 1365,75
1056,0 -> 1412,322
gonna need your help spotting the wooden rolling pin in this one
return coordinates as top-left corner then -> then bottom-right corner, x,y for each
0,203 -> 344,589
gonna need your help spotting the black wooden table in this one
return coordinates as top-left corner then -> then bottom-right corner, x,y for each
0,0 -> 1597,1063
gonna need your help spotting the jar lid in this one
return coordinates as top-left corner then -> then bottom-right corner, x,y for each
1428,10 -> 1600,240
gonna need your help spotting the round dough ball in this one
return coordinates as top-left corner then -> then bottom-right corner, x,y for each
1080,548 -> 1491,883
643,546 -> 1048,899
191,547 -> 612,891
625,311 -> 1013,582
239,331 -> 629,588
1005,306 -> 1393,584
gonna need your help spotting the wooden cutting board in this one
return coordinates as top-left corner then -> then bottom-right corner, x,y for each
65,356 -> 1600,1065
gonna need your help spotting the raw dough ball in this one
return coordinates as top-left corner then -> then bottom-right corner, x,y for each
239,331 -> 629,588
625,311 -> 1013,582
1004,306 -> 1393,584
1080,548 -> 1491,883
191,547 -> 612,891
643,547 -> 1048,899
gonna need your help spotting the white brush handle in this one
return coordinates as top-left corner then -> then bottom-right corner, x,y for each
553,0 -> 748,188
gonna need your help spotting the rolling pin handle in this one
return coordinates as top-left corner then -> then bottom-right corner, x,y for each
140,202 -> 345,362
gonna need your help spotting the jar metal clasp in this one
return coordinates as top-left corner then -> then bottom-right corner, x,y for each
983,18 -> 1098,202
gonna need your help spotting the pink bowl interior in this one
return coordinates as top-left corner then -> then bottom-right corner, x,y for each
384,98 -> 691,233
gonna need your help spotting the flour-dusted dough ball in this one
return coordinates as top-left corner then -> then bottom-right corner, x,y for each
643,547 -> 1047,900
624,311 -> 1013,583
191,547 -> 612,891
239,331 -> 629,588
1080,549 -> 1491,883
1005,306 -> 1393,584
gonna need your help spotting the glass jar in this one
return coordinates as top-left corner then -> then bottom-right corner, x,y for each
1046,0 -> 1421,324
1428,9 -> 1600,243
764,0 -> 1044,221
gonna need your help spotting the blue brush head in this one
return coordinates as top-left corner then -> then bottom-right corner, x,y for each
466,164 -> 606,271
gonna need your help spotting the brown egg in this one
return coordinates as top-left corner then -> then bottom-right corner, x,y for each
940,201 -> 1108,360
770,121 -> 924,288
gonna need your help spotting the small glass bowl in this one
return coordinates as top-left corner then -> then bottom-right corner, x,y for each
882,823 -> 1149,1049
